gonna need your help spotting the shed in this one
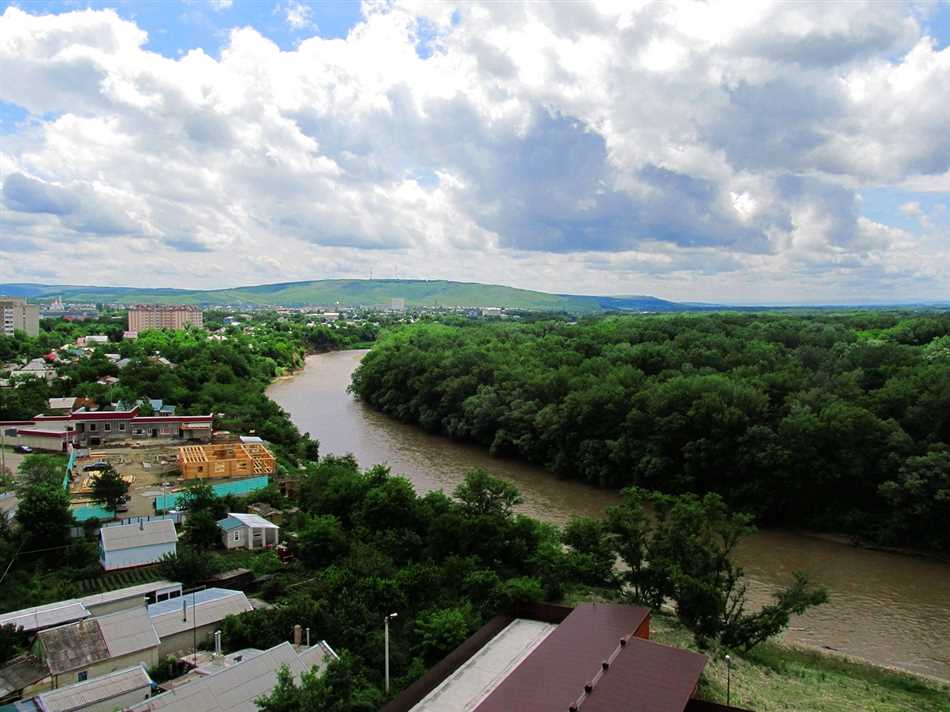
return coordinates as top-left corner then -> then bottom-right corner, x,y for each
0,656 -> 48,704
99,520 -> 177,571
217,513 -> 279,550
0,602 -> 90,635
33,664 -> 153,712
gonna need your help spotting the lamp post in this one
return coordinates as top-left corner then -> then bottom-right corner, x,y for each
725,654 -> 732,705
384,612 -> 398,693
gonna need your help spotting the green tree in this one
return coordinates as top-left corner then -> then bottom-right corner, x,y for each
0,623 -> 30,665
413,605 -> 478,663
256,652 -> 381,712
16,454 -> 64,491
15,482 -> 73,552
158,545 -> 221,587
184,510 -> 221,550
880,450 -> 950,551
295,514 -> 348,567
90,465 -> 129,519
454,469 -> 522,518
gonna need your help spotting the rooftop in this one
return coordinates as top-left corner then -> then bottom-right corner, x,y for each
219,513 -> 279,531
403,604 -> 708,712
0,602 -> 90,634
36,664 -> 152,712
127,642 -> 307,712
38,607 -> 160,675
100,520 -> 178,552
148,589 -> 252,638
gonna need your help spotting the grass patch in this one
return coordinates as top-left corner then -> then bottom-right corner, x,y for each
650,613 -> 950,712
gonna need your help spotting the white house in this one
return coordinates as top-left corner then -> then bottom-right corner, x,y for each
99,520 -> 178,571
31,664 -> 153,712
217,513 -> 279,551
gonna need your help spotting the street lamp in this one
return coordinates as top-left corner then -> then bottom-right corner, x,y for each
385,612 -> 398,693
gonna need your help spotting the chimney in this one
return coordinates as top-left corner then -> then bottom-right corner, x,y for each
305,628 -> 310,647
293,624 -> 302,646
214,630 -> 222,656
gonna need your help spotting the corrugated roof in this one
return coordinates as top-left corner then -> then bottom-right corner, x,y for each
78,580 -> 181,611
100,520 -> 177,552
37,664 -> 152,712
295,641 -> 339,676
0,602 -> 90,633
97,607 -> 161,659
220,513 -> 278,530
38,620 -> 110,676
37,608 -> 159,676
473,603 -> 666,712
127,642 -> 305,712
574,637 -> 707,712
47,398 -> 76,411
148,589 -> 252,639
0,656 -> 48,699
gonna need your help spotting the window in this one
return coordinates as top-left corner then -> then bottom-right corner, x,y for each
234,532 -> 240,541
119,423 -> 126,431
89,423 -> 96,431
104,423 -> 111,432
77,671 -> 88,682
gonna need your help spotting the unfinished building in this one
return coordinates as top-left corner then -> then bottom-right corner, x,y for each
177,443 -> 277,480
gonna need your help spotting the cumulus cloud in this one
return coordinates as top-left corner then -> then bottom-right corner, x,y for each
0,1 -> 949,302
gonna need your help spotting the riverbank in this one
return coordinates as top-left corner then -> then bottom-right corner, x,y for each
649,614 -> 950,711
267,349 -> 950,681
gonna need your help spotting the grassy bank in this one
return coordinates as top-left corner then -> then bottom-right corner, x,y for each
649,614 -> 950,711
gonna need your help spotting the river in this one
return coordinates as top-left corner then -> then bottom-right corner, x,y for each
268,349 -> 950,680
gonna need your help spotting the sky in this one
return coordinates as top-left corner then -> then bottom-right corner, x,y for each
1,2 -> 950,304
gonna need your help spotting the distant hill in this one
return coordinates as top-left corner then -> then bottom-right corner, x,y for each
0,279 -> 689,313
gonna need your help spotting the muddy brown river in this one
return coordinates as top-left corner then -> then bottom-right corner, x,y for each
268,350 -> 950,679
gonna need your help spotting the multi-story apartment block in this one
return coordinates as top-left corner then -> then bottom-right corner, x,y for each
127,305 -> 203,332
0,296 -> 40,337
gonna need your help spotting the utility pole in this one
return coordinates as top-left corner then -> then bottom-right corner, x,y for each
384,612 -> 398,693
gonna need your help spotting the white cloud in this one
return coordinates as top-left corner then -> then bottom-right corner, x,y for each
0,1 -> 949,302
209,0 -> 233,10
279,1 -> 316,31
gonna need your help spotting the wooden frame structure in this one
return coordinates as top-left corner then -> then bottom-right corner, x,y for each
177,443 -> 276,480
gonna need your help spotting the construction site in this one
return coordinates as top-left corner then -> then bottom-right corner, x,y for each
176,443 -> 277,480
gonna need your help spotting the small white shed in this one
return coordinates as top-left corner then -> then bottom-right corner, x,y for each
217,513 -> 279,550
99,520 -> 178,571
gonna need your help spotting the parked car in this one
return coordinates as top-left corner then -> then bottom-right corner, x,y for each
13,445 -> 33,454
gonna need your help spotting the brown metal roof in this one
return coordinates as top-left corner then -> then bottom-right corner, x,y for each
577,637 -> 707,712
473,603 -> 653,712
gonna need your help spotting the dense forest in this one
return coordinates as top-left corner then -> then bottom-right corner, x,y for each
351,312 -> 950,553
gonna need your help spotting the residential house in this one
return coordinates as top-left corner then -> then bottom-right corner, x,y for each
396,602 -> 746,712
99,520 -> 178,571
147,589 -> 253,658
23,664 -> 153,712
127,641 -> 336,712
35,607 -> 161,689
217,513 -> 279,550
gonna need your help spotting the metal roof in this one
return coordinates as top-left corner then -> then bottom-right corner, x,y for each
472,603 -> 705,712
0,601 -> 90,633
77,581 -> 181,611
36,664 -> 152,712
148,589 -> 252,639
97,607 -> 161,659
0,656 -> 48,699
295,641 -> 339,676
37,620 -> 110,676
218,513 -> 279,531
127,642 -> 306,712
38,608 -> 159,676
100,520 -> 178,552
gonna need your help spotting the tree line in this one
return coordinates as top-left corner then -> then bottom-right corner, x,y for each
351,312 -> 950,553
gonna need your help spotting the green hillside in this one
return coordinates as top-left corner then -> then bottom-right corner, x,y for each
0,279 -> 685,313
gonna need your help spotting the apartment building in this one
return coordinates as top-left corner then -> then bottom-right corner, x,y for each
127,305 -> 203,332
0,297 -> 40,337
